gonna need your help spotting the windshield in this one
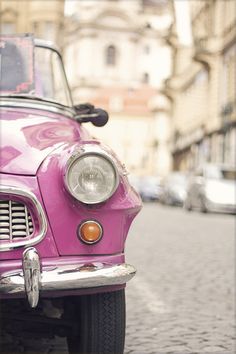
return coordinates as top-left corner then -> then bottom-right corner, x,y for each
34,46 -> 72,106
0,35 -> 72,107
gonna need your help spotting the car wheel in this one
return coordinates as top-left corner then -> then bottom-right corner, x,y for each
66,290 -> 125,354
184,198 -> 192,211
166,195 -> 174,206
200,196 -> 208,213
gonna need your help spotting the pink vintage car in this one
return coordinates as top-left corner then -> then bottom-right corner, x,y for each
0,35 -> 142,353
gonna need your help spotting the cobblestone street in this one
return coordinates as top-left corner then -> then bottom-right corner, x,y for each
1,204 -> 235,354
125,204 -> 235,354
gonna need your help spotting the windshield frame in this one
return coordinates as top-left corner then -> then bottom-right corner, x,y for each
34,39 -> 74,107
0,38 -> 74,115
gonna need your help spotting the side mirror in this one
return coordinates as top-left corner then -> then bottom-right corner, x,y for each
90,108 -> 109,127
74,103 -> 109,127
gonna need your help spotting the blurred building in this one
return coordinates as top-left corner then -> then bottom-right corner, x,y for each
0,0 -> 64,46
64,0 -> 173,177
167,0 -> 236,171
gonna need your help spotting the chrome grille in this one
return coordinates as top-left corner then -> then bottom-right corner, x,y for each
0,200 -> 34,241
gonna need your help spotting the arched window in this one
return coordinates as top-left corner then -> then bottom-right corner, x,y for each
106,45 -> 116,66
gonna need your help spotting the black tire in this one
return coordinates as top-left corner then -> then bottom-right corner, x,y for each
66,290 -> 125,354
184,198 -> 192,211
200,196 -> 208,213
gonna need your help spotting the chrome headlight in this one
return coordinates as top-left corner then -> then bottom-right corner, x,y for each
65,150 -> 119,204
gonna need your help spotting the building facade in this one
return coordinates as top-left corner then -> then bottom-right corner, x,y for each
64,0 -> 173,177
168,0 -> 236,171
0,0 -> 64,46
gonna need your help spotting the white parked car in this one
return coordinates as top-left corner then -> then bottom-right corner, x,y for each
184,164 -> 236,214
160,172 -> 187,206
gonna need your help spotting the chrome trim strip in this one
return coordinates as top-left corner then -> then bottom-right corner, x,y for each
0,98 -> 75,119
64,144 -> 120,205
24,204 -> 30,236
0,260 -> 136,299
0,186 -> 47,251
9,200 -> 12,241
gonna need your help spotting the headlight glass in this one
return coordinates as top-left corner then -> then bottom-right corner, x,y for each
66,153 -> 118,204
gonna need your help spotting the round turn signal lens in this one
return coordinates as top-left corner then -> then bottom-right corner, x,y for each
78,221 -> 103,244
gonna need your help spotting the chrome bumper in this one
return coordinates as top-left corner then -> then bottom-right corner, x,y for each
0,248 -> 136,308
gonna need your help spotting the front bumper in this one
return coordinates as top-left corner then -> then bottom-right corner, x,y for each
0,247 -> 136,308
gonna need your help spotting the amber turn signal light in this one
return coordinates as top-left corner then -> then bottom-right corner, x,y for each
78,220 -> 103,244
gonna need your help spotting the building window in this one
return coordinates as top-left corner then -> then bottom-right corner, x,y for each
0,22 -> 16,34
106,45 -> 116,66
142,72 -> 149,84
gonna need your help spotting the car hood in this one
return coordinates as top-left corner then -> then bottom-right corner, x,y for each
0,108 -> 81,175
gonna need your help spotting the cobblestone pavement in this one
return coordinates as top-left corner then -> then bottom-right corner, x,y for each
0,204 -> 235,354
125,204 -> 235,354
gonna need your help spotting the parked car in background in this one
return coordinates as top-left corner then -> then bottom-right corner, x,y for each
0,35 -> 142,354
128,173 -> 142,194
184,164 -> 236,214
160,172 -> 187,206
139,176 -> 162,202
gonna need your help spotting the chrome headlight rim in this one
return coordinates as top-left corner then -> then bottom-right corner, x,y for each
65,148 -> 120,205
